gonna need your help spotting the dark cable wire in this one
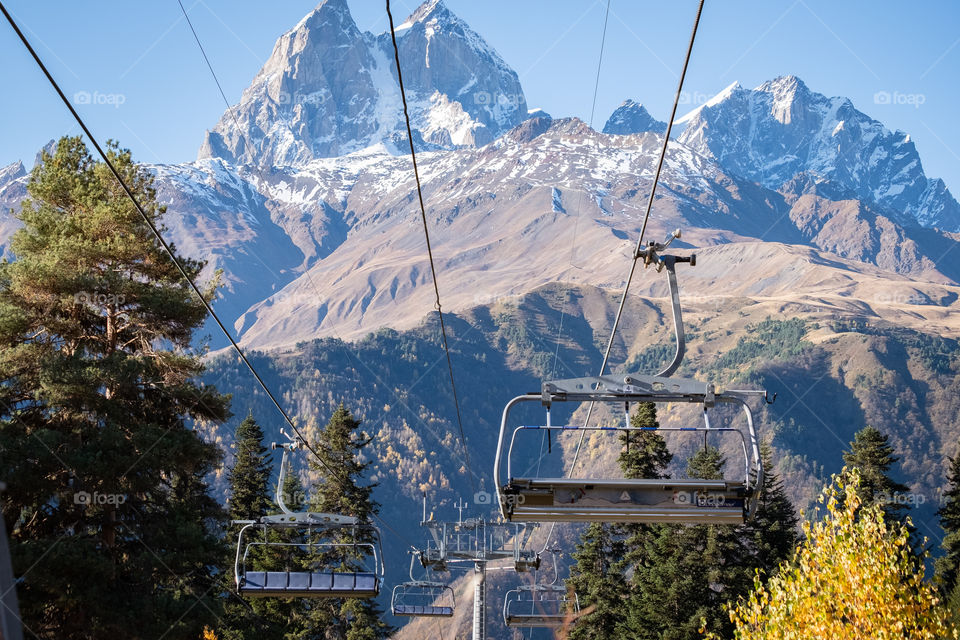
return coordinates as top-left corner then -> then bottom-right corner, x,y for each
177,0 -> 248,156
174,1 -> 477,505
174,0 -> 427,555
551,0 -> 612,382
386,0 -> 476,498
568,0 -> 706,478
0,1 -> 427,554
539,0 -> 613,554
175,0 -> 453,553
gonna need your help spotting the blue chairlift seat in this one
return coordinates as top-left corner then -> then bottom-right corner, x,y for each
393,604 -> 454,617
240,570 -> 380,598
391,578 -> 456,618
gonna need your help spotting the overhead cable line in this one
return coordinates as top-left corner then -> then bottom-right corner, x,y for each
569,0 -> 706,475
174,0 -> 428,553
0,0 -> 425,553
175,3 -> 478,492
537,0 -> 706,553
386,0 -> 476,498
0,0 -> 325,477
540,0 -> 613,555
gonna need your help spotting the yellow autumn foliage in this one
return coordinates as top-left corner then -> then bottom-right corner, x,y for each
201,626 -> 218,640
705,468 -> 955,640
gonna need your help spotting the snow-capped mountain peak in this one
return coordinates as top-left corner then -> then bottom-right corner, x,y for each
676,75 -> 960,229
198,0 -> 527,167
0,160 -> 25,184
674,80 -> 742,125
602,99 -> 666,135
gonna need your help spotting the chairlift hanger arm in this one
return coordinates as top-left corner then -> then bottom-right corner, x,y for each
635,230 -> 696,378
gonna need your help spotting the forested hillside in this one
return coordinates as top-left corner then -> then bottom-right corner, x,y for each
205,282 -> 960,636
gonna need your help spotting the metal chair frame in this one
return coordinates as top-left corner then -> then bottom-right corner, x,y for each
233,431 -> 384,598
390,554 -> 456,617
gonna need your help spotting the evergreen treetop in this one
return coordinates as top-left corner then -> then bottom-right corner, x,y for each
228,413 -> 273,522
304,403 -> 391,640
619,401 -> 673,480
842,425 -> 910,522
687,444 -> 725,480
0,136 -> 228,639
739,440 -> 800,578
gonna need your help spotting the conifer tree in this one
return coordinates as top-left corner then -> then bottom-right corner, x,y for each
625,446 -> 744,639
618,401 -> 672,480
842,425 -> 910,524
304,404 -> 391,640
219,415 -> 298,640
228,414 -> 273,522
937,453 -> 960,627
0,136 -> 229,638
738,441 -> 800,578
567,523 -> 629,640
570,402 -> 672,639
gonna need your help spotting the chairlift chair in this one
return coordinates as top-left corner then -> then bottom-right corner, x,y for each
494,234 -> 769,525
233,433 -> 384,598
391,554 -> 456,617
503,552 -> 579,628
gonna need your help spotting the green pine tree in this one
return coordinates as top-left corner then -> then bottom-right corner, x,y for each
567,523 -> 629,640
303,404 -> 391,640
0,136 -> 229,639
842,425 -> 910,524
619,401 -> 672,480
936,453 -> 960,627
228,414 -> 273,522
737,440 -> 800,579
624,446 -> 744,640
569,402 -> 672,639
220,414 -> 301,640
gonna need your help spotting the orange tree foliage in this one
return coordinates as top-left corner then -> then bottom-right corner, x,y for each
704,468 -> 955,640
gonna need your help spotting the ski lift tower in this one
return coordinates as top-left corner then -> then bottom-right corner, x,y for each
417,497 -> 539,640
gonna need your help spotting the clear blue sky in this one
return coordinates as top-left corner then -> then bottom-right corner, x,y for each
0,0 -> 958,193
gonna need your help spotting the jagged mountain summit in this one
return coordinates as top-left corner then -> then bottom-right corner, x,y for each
198,0 -> 528,167
602,99 -> 666,135
675,75 -> 960,231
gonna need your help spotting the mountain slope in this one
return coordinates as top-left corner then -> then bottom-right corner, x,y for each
203,285 -> 960,639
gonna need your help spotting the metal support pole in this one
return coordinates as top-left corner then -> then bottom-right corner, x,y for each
0,483 -> 24,640
472,561 -> 486,640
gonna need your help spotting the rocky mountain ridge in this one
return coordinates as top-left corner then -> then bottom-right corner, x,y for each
0,2 -> 958,351
197,0 -> 530,167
